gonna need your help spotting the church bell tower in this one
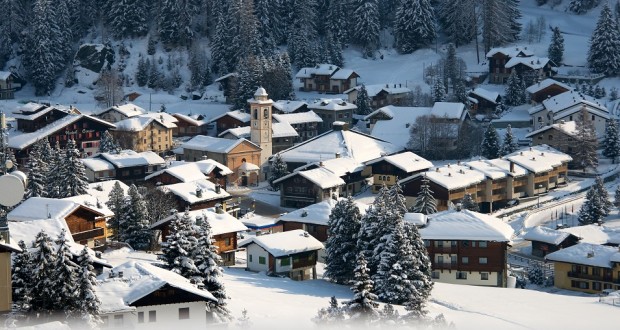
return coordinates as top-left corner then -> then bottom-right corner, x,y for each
249,87 -> 273,178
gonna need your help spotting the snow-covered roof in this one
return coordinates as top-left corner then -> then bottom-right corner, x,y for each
505,56 -> 550,70
160,179 -> 230,205
529,90 -> 609,118
180,135 -> 259,153
430,102 -> 467,119
139,112 -> 179,124
404,213 -> 428,227
81,158 -> 115,172
239,229 -> 324,257
330,68 -> 358,80
210,110 -> 251,123
273,111 -> 323,124
274,167 -> 345,189
218,122 -> 298,139
97,103 -> 144,118
483,158 -> 528,177
7,197 -> 80,222
365,151 -> 433,174
308,99 -> 357,111
403,163 -> 487,191
365,105 -> 432,148
420,210 -> 514,242
97,150 -> 165,168
151,208 -> 248,236
278,125 -> 403,165
523,226 -> 572,245
277,198 -> 366,226
12,103 -> 68,120
486,46 -> 534,58
526,78 -> 572,94
559,225 -> 613,245
525,121 -> 578,138
0,71 -> 13,80
113,116 -> 176,130
239,161 -> 260,171
64,181 -> 130,218
97,261 -> 216,313
240,213 -> 280,230
469,88 -> 500,103
146,159 -> 232,183
295,64 -> 339,79
505,145 -> 572,173
545,243 -> 620,268
296,157 -> 365,177
172,113 -> 208,126
463,159 -> 509,180
343,84 -> 411,97
8,114 -> 115,150
272,100 -> 308,113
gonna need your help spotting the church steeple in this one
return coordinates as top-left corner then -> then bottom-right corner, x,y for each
248,87 -> 273,177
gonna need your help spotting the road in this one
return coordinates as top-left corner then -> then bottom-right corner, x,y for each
228,191 -> 286,218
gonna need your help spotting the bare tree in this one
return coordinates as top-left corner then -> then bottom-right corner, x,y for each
110,129 -> 138,151
95,68 -> 124,108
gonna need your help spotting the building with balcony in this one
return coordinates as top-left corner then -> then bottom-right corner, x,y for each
344,83 -> 412,110
111,115 -> 176,153
295,64 -> 359,94
82,150 -> 165,183
308,99 -> 357,133
95,103 -> 145,123
145,159 -> 232,188
366,152 -> 433,193
273,167 -> 345,208
272,111 -> 323,142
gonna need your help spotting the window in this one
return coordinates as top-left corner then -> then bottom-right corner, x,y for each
571,280 -> 589,289
593,282 -> 602,291
435,241 -> 444,248
264,109 -> 268,118
254,109 -> 258,119
138,312 -> 144,323
179,307 -> 190,320
481,272 -> 489,280
437,255 -> 444,264
478,241 -> 487,248
456,271 -> 468,280
259,256 -> 266,265
461,241 -> 469,247
424,240 -> 430,247
281,258 -> 290,266
114,315 -> 124,327
461,257 -> 469,264
592,115 -> 595,121
548,134 -> 553,141
101,316 -> 109,328
149,310 -> 157,322
451,241 -> 457,247
249,255 -> 253,262
224,237 -> 232,246
479,257 -> 488,264
592,267 -> 601,276
431,271 -> 440,279
538,136 -> 543,140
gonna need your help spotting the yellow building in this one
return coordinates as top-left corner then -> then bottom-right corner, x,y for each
111,115 -> 177,153
0,233 -> 20,313
546,243 -> 620,294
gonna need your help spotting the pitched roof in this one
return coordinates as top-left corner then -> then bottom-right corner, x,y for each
401,163 -> 487,191
113,116 -> 176,130
526,78 -> 572,94
210,110 -> 251,123
343,84 -> 411,97
430,102 -> 467,119
420,210 -> 514,242
7,197 -> 80,222
97,103 -> 145,118
95,150 -> 165,168
470,88 -> 500,103
365,151 -> 433,174
523,226 -> 572,245
273,167 -> 345,189
239,229 -> 324,257
218,122 -> 298,139
545,243 -> 620,268
486,46 -> 534,58
63,181 -> 130,218
81,158 -> 115,172
365,105 -> 432,148
277,198 -> 366,226
505,145 -> 572,173
525,121 -> 578,138
272,100 -> 308,113
146,160 -> 232,182
482,158 -> 528,177
295,64 -> 339,79
172,113 -> 208,126
330,68 -> 357,80
272,111 -> 323,124
505,56 -> 550,70
151,208 -> 248,235
529,90 -> 609,119
308,99 -> 357,111
180,135 -> 260,153
161,179 -> 230,204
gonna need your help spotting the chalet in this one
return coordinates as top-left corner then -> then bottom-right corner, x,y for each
171,113 -> 209,137
273,167 -> 344,208
546,243 -> 620,293
211,110 -> 251,135
161,179 -> 232,212
96,261 -> 217,329
7,197 -> 110,248
307,99 -> 357,133
176,135 -> 262,185
272,111 -> 323,142
526,121 -> 579,157
486,46 -> 554,84
559,224 -> 620,246
95,103 -> 145,123
0,71 -> 19,99
82,150 -> 165,183
12,102 -> 76,132
504,145 -> 571,195
468,88 -> 501,116
218,121 -> 298,154
528,90 -> 609,137
239,229 -> 324,281
272,100 -> 308,114
523,226 -> 581,258
295,64 -> 359,94
145,159 -> 232,188
240,213 -> 282,235
526,78 -> 572,104
151,208 -> 247,265
419,209 -> 514,287
366,152 -> 433,193
111,115 -> 176,153
214,72 -> 238,103
344,83 -> 412,109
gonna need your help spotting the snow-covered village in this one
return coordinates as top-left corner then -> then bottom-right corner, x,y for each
2,0 -> 620,329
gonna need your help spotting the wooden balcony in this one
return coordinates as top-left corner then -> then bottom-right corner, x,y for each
567,272 -> 613,283
72,227 -> 105,242
432,262 -> 457,270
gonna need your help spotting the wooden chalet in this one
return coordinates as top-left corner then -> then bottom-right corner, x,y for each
523,226 -> 580,258
81,150 -> 166,183
273,167 -> 344,208
211,110 -> 251,135
145,159 -> 232,188
344,83 -> 412,110
272,111 -> 322,142
161,179 -> 232,212
365,152 -> 433,193
526,79 -> 572,104
487,46 -> 555,84
95,103 -> 144,123
0,71 -> 20,99
12,102 -> 76,132
468,88 -> 501,116
239,229 -> 323,281
171,113 -> 209,137
295,64 -> 359,94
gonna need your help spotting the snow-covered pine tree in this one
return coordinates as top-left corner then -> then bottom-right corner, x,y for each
238,0 -> 264,59
188,45 -> 211,90
402,222 -> 433,318
326,0 -> 349,47
313,296 -> 345,325
45,142 -> 63,198
98,130 -> 120,154
501,124 -> 520,156
121,184 -> 151,250
268,153 -> 289,191
461,193 -> 479,212
454,80 -> 468,104
106,0 -> 149,38
148,58 -> 163,90
394,0 -> 436,54
504,71 -> 526,106
355,84 -> 373,116
528,264 -> 545,285
325,197 -> 362,285
351,0 -> 380,58
482,0 -> 521,53
193,215 -> 233,322
569,0 -> 601,14
432,78 -> 446,103
325,32 -> 344,68
412,176 -> 437,215
53,229 -> 79,315
548,26 -> 564,66
30,230 -> 57,314
59,139 -> 89,198
388,183 -> 409,218
254,0 -> 278,53
573,108 -> 599,171
588,4 -> 620,76
345,253 -> 379,323
233,55 -> 265,109
602,119 -> 620,162
106,181 -> 126,240
157,0 -> 199,47
135,55 -> 149,87
26,141 -> 47,198
444,44 -> 458,93
481,124 -> 501,159
578,181 -> 607,225
438,0 -> 476,47
76,247 -> 101,327
594,176 -> 613,216
287,0 -> 318,67
160,208 -> 199,278
11,240 -> 33,312
615,185 -> 620,210
357,184 -> 389,274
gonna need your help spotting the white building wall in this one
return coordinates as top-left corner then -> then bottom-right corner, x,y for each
246,243 -> 270,272
101,301 -> 209,330
275,256 -> 292,273
432,270 -> 500,287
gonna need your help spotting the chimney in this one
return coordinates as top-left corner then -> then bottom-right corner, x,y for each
201,155 -> 208,161
303,231 -> 309,237
196,187 -> 203,198
215,184 -> 221,194
332,121 -> 349,131
215,203 -> 224,214
335,152 -> 341,159
587,251 -> 594,258
301,209 -> 308,217
509,161 -> 515,173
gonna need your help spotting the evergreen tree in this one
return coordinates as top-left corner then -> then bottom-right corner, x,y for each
287,0 -> 318,67
254,0 -> 278,52
351,0 -> 380,58
588,4 -> 620,76
325,197 -> 362,285
98,130 -> 120,154
45,142 -> 63,198
261,53 -> 294,104
11,240 -> 34,312
402,222 -> 433,318
412,176 -> 437,215
614,185 -> 620,210
59,139 -> 89,198
505,71 -> 526,106
394,0 -> 436,54
26,140 -> 47,198
578,178 -> 609,225
528,264 -> 545,285
603,119 -> 620,162
438,0 -> 476,47
136,56 -> 149,87
548,26 -> 564,65
157,0 -> 199,47
122,184 -> 151,250
355,84 -> 373,116
232,56 -> 264,110
573,108 -> 599,171
595,176 -> 613,215
326,1 -> 349,47
325,32 -> 344,67
432,79 -> 446,102
481,124 -> 501,159
268,153 -> 289,190
501,124 -> 520,156
30,230 -> 57,313
53,229 -> 79,315
106,0 -> 149,38
76,247 -> 101,326
148,59 -> 163,90
188,45 -> 211,90
357,185 -> 389,274
461,193 -> 479,212
159,209 -> 199,278
313,296 -> 345,325
482,0 -> 521,52
569,0 -> 601,14
106,181 -> 126,240
344,254 -> 379,323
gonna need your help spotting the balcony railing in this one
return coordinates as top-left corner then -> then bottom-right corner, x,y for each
567,271 -> 613,282
72,227 -> 105,242
433,262 -> 457,270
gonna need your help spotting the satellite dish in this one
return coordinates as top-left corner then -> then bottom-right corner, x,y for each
0,173 -> 26,207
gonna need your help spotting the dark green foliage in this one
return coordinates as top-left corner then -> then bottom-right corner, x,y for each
325,197 -> 362,284
481,125 -> 501,159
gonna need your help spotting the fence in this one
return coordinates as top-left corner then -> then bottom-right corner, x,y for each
508,253 -> 554,278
